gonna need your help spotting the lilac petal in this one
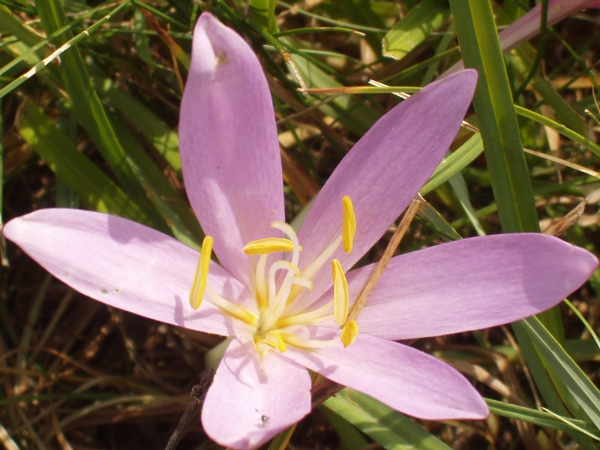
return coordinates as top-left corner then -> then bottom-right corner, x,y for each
286,332 -> 488,420
342,234 -> 597,340
4,209 -> 257,337
294,70 -> 477,307
180,13 -> 284,289
497,0 -> 594,54
445,0 -> 596,75
202,339 -> 311,449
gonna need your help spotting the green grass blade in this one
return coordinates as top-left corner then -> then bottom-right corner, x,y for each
324,389 -> 453,450
0,2 -> 128,98
338,0 -> 386,55
563,299 -> 600,351
290,53 -> 379,134
383,0 -> 450,60
509,324 -> 597,448
133,9 -> 153,66
96,78 -> 182,172
522,316 -> 600,430
421,134 -> 484,195
266,424 -> 296,450
508,42 -> 587,136
515,105 -> 600,157
276,1 -> 388,33
0,4 -> 50,54
34,0 -> 166,229
320,407 -> 370,450
448,0 -> 539,234
448,172 -> 486,236
107,116 -> 202,249
487,399 -> 600,442
530,77 -> 587,137
55,102 -> 80,208
422,22 -> 455,85
17,102 -> 150,224
448,1 -> 575,434
416,200 -> 462,242
248,0 -> 277,32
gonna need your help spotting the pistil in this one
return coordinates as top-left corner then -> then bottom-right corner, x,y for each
188,195 -> 380,355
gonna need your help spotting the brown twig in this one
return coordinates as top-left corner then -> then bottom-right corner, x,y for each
311,200 -> 421,408
165,369 -> 216,450
543,199 -> 586,237
311,379 -> 343,409
347,198 -> 421,322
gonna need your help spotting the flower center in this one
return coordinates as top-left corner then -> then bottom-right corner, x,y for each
189,196 -> 359,355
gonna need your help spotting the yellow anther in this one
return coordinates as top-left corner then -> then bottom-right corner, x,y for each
189,236 -> 213,310
263,331 -> 287,352
332,259 -> 349,325
243,238 -> 300,255
342,196 -> 356,253
341,320 -> 359,347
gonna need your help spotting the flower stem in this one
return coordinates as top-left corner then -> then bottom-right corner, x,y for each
346,198 -> 421,322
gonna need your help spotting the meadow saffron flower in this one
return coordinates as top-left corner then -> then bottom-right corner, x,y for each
497,0 -> 600,55
4,13 -> 597,450
446,0 -> 600,75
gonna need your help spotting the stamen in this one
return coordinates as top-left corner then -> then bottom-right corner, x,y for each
254,336 -> 271,353
288,196 -> 354,309
205,289 -> 258,326
332,259 -> 349,325
255,254 -> 268,310
243,238 -> 298,255
342,196 -> 356,253
262,277 -> 313,331
189,236 -> 213,310
283,276 -> 313,297
341,320 -> 359,347
271,221 -> 301,267
285,235 -> 343,314
263,277 -> 314,328
268,261 -> 300,306
274,301 -> 332,329
280,332 -> 338,349
298,235 -> 342,287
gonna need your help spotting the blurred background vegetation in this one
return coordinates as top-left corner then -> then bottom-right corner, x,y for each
1,0 -> 600,448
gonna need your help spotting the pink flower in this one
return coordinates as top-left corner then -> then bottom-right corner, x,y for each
446,0 -> 600,75
4,13 -> 597,450
497,0 -> 600,55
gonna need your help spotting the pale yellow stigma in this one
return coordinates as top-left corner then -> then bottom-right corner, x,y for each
243,238 -> 300,255
332,259 -> 349,325
262,331 -> 287,352
342,196 -> 356,253
189,236 -> 214,310
341,320 -> 359,347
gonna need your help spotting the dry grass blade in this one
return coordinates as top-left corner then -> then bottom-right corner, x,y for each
347,198 -> 420,322
280,146 -> 320,205
0,422 -> 20,450
524,148 -> 600,181
543,200 -> 586,237
165,369 -> 215,450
